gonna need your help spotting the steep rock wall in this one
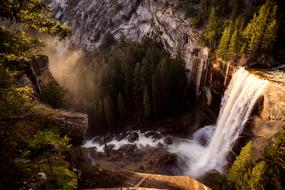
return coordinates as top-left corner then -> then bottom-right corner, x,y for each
47,0 -> 209,95
251,74 -> 285,160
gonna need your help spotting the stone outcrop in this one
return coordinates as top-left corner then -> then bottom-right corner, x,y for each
74,149 -> 212,190
47,0 -> 209,95
52,110 -> 88,145
82,145 -> 179,176
18,53 -> 88,145
19,55 -> 54,94
251,79 -> 285,160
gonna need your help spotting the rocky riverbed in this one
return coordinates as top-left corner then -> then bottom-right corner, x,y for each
81,131 -> 184,175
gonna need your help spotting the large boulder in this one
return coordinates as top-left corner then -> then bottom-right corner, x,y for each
118,144 -> 138,154
247,79 -> 285,161
163,136 -> 173,145
52,110 -> 88,146
127,132 -> 139,143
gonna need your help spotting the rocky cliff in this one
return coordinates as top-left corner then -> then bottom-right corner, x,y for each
48,0 -> 209,96
251,72 -> 285,160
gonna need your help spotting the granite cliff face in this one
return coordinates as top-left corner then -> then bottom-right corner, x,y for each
48,0 -> 209,95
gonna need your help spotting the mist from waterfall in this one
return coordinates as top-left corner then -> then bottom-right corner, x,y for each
170,67 -> 268,178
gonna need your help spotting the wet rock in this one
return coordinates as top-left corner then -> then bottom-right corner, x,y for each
104,144 -> 115,152
127,132 -> 139,142
164,136 -> 173,145
114,132 -> 127,141
145,131 -> 163,140
92,136 -> 105,146
118,144 -> 137,154
157,142 -> 164,148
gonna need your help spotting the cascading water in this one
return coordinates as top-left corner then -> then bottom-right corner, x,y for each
170,67 -> 268,178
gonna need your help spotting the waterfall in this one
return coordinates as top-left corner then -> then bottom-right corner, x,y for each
170,67 -> 268,178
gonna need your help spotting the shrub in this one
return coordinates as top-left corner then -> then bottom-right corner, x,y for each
0,67 -> 32,118
29,130 -> 71,155
228,141 -> 253,190
40,81 -> 67,109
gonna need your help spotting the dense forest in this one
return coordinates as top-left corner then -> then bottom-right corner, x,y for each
69,37 -> 192,134
185,0 -> 285,64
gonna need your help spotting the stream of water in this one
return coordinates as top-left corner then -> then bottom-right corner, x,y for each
169,67 -> 268,177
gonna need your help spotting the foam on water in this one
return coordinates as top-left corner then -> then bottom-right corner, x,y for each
83,131 -> 165,152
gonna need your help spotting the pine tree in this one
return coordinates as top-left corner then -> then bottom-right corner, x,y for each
243,1 -> 278,56
121,61 -> 132,101
141,58 -> 152,87
228,30 -> 239,59
262,19 -> 278,51
143,87 -> 151,118
203,7 -> 218,48
103,96 -> 115,127
132,62 -> 142,105
231,0 -> 239,19
249,161 -> 267,190
228,141 -> 254,190
97,100 -> 106,125
151,75 -> 159,115
217,26 -> 231,60
117,93 -> 127,119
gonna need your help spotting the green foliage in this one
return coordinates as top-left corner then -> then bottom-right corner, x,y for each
243,1 -> 278,56
103,96 -> 115,127
228,141 -> 253,189
0,0 -> 69,117
40,162 -> 78,190
117,93 -> 127,119
227,129 -> 285,190
143,87 -> 151,118
203,7 -> 218,48
228,30 -> 239,58
262,128 -> 285,188
81,38 -> 190,131
0,0 -> 70,38
29,130 -> 71,154
217,26 -> 231,60
40,81 -> 67,109
184,0 -> 282,62
52,165 -> 78,190
249,161 -> 267,190
0,67 -> 32,118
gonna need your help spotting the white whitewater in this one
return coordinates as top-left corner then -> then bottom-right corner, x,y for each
83,131 -> 165,152
169,67 -> 268,178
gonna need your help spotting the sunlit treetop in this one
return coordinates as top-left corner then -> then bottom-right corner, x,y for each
0,0 -> 70,38
0,0 -> 70,70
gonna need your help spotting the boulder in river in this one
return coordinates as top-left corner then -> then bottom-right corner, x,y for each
127,132 -> 139,142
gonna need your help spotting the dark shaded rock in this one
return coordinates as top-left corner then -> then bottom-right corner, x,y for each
157,142 -> 164,148
145,131 -> 163,140
53,111 -> 88,146
164,136 -> 173,145
92,136 -> 105,146
118,144 -> 137,154
104,144 -> 115,152
114,132 -> 127,141
155,149 -> 177,165
14,158 -> 31,164
127,132 -> 139,142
